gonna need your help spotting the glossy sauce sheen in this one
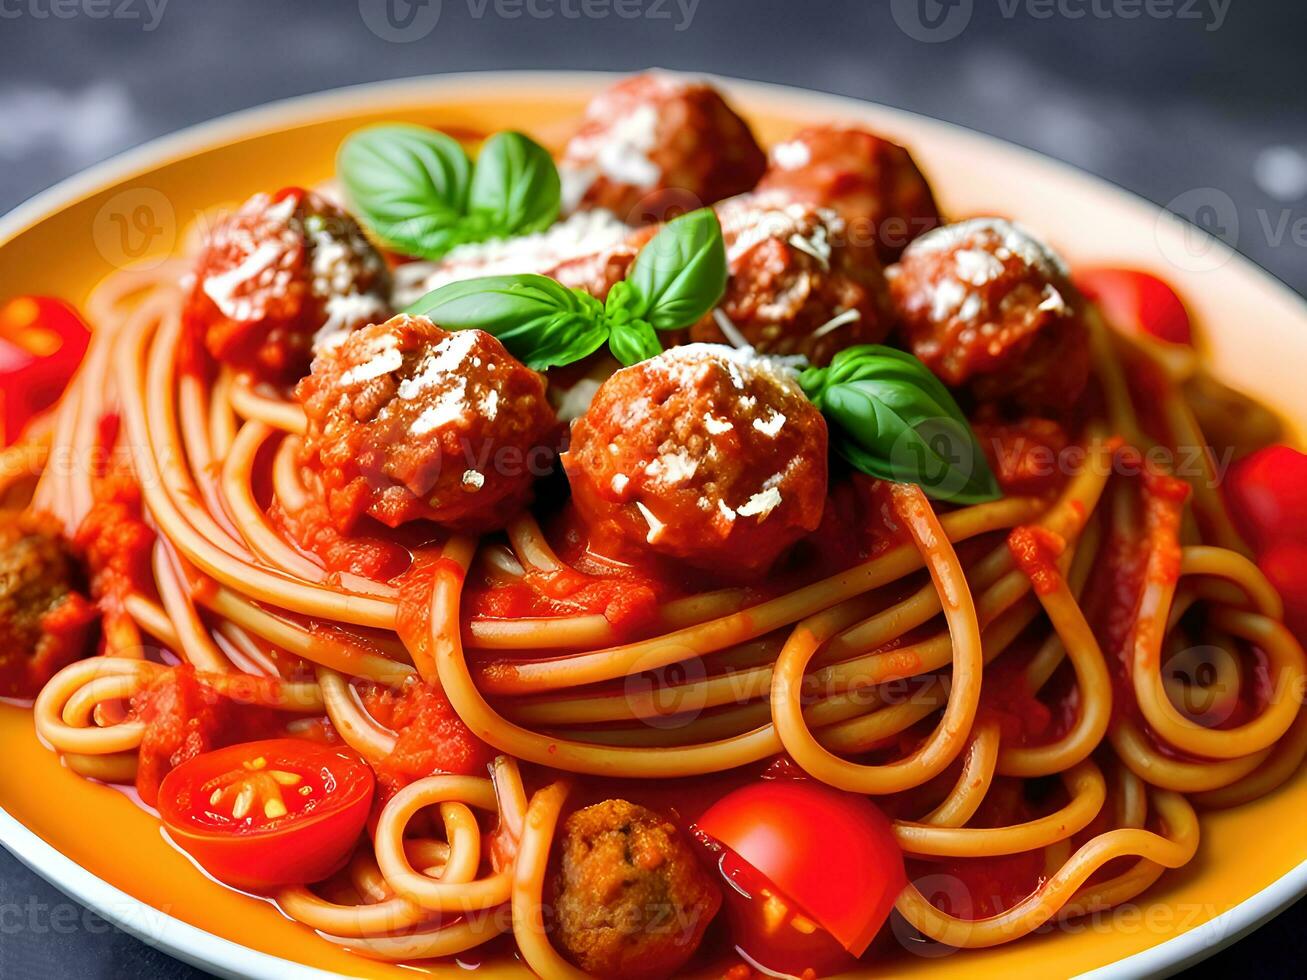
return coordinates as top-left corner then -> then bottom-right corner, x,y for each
5,85 -> 1307,980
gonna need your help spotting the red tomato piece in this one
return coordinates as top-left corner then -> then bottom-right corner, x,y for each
693,780 -> 906,974
1223,444 -> 1307,555
0,297 -> 90,445
1074,267 -> 1192,346
1259,542 -> 1307,638
157,738 -> 374,891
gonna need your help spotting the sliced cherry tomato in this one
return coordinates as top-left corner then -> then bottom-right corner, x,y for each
1259,542 -> 1307,638
694,780 -> 906,975
0,296 -> 90,445
157,738 -> 374,892
1224,444 -> 1307,555
1074,267 -> 1192,346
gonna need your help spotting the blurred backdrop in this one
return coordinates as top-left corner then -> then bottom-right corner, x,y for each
1,1 -> 1305,976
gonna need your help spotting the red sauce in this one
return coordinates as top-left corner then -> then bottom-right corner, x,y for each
269,497 -> 412,582
1007,525 -> 1067,597
358,679 -> 494,793
129,666 -> 289,806
973,417 -> 1072,497
75,471 -> 156,613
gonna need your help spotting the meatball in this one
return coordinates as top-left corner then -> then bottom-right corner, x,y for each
546,224 -> 658,300
757,125 -> 942,262
0,512 -> 97,699
888,217 -> 1090,414
295,314 -> 557,532
187,187 -> 391,382
687,193 -> 893,365
390,210 -> 636,309
551,799 -> 721,979
560,72 -> 767,224
563,344 -> 828,577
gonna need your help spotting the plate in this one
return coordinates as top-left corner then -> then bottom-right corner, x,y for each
0,70 -> 1304,980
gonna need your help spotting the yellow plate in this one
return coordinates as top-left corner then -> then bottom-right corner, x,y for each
0,71 -> 1304,980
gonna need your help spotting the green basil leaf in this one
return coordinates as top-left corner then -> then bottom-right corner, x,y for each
338,124 -> 472,260
625,208 -> 728,331
607,318 -> 663,366
404,274 -> 607,371
467,131 -> 562,237
806,345 -> 1001,504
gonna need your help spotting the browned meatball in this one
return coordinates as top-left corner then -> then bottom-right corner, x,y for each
757,125 -> 942,262
888,217 -> 1090,414
551,799 -> 721,979
687,193 -> 893,365
545,224 -> 659,301
563,344 -> 828,577
560,72 -> 766,224
186,188 -> 391,383
0,512 -> 97,698
296,314 -> 557,532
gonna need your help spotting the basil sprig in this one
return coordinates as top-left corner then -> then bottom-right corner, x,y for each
338,125 -> 560,260
800,346 -> 1001,504
405,208 -> 727,370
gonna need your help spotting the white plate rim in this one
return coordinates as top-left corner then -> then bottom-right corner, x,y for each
1,68 -> 1304,980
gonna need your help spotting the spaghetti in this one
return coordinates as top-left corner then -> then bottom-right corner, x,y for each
3,71 -> 1306,979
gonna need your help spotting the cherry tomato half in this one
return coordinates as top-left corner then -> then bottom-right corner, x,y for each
157,738 -> 374,892
1224,444 -> 1307,556
0,296 -> 90,445
694,780 -> 906,975
1074,267 -> 1192,346
1259,542 -> 1307,638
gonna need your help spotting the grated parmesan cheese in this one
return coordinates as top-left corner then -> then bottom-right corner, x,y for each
771,139 -> 812,171
736,486 -> 783,520
635,500 -> 666,544
753,409 -> 786,438
392,211 -> 631,306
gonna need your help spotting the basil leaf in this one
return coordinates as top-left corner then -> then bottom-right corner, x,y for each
804,345 -> 1001,504
468,131 -> 561,237
338,124 -> 472,260
625,208 -> 727,331
608,318 -> 663,366
405,274 -> 607,371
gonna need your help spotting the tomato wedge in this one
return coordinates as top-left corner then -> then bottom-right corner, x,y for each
157,738 -> 374,891
694,780 -> 905,975
0,296 -> 90,445
1224,444 -> 1307,556
1074,267 -> 1192,346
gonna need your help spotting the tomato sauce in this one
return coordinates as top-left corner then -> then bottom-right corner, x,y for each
357,679 -> 494,793
129,665 -> 291,806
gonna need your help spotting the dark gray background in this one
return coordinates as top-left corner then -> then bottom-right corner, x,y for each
1,0 -> 1304,976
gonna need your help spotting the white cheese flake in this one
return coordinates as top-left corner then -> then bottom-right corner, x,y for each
753,409 -> 786,438
703,413 -> 734,435
771,139 -> 812,171
635,501 -> 666,544
736,486 -> 783,520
